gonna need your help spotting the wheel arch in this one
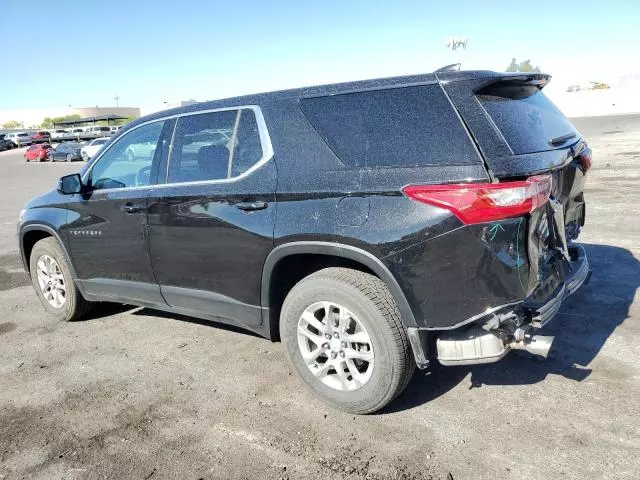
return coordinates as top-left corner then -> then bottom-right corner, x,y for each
261,241 -> 417,341
20,224 -> 77,279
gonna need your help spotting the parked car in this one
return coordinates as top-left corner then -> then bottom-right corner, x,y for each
124,141 -> 156,161
80,137 -> 109,161
24,143 -> 51,162
0,137 -> 13,151
50,129 -> 69,141
47,142 -> 82,161
17,68 -> 592,414
64,128 -> 85,141
110,126 -> 121,133
30,131 -> 51,143
84,126 -> 112,139
5,132 -> 33,147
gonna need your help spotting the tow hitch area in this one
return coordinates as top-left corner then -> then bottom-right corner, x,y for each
436,326 -> 554,366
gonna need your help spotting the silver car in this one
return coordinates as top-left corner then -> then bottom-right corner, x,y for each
5,132 -> 33,147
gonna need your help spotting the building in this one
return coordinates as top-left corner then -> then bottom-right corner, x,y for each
0,106 -> 140,128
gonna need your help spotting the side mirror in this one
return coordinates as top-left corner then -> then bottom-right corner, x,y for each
58,173 -> 83,194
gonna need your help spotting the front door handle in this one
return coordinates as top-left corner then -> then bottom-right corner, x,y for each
121,204 -> 144,214
235,201 -> 268,211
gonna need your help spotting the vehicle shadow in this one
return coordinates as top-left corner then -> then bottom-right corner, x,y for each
385,243 -> 639,414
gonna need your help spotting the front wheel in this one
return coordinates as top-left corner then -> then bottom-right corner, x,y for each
280,267 -> 415,414
29,237 -> 92,321
66,153 -> 73,162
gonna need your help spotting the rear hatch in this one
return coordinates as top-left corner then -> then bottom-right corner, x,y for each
438,71 -> 591,301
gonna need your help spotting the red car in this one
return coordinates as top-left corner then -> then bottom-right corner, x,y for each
24,143 -> 51,162
30,131 -> 51,143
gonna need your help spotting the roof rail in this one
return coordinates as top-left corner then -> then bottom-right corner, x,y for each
434,63 -> 461,73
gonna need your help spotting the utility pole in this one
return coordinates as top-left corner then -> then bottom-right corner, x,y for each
114,94 -> 120,108
445,36 -> 468,67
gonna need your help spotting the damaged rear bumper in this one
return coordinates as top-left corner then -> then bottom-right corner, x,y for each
408,243 -> 591,369
523,244 -> 590,328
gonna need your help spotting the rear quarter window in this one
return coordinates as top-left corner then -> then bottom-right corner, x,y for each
299,85 -> 480,168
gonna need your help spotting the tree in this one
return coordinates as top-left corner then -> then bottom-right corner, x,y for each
49,114 -> 81,127
41,117 -> 54,128
2,120 -> 22,129
506,58 -> 518,72
506,58 -> 541,73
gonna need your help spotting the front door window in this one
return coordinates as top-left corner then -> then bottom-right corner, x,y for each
89,121 -> 165,190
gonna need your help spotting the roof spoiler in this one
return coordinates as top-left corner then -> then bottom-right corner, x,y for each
475,73 -> 551,93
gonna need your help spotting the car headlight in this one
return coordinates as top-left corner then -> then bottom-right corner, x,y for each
18,208 -> 26,223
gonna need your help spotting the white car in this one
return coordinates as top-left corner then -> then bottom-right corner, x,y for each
49,129 -> 69,140
125,141 -> 156,161
84,126 -> 112,139
5,132 -> 33,147
80,137 -> 110,161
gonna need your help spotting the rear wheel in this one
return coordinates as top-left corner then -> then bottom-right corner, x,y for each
66,153 -> 73,162
29,237 -> 92,321
280,267 -> 415,414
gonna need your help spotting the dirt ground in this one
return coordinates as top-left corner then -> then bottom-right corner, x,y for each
0,116 -> 638,480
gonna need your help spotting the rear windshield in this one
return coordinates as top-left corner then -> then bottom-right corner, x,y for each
476,83 -> 578,155
300,85 -> 479,168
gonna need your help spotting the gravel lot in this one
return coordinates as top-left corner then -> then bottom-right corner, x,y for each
1,116 -> 639,480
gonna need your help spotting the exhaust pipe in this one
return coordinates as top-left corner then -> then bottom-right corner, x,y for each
510,329 -> 554,358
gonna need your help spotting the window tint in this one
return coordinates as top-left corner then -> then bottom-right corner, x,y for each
300,85 -> 479,168
231,109 -> 263,177
167,108 -> 263,183
89,121 -> 164,191
476,84 -> 578,155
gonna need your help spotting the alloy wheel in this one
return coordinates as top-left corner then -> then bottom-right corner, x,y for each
36,255 -> 66,308
297,301 -> 374,391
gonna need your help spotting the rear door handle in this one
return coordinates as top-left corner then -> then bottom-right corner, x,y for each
121,204 -> 144,214
235,201 -> 268,211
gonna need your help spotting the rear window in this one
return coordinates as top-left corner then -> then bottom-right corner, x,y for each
299,85 -> 479,168
476,83 -> 578,155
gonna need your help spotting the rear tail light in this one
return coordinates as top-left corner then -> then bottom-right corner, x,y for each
403,174 -> 552,225
578,147 -> 592,172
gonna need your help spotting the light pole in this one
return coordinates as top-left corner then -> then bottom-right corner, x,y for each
445,36 -> 468,67
114,94 -> 120,108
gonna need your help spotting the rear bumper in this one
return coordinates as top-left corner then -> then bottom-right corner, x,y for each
522,244 -> 590,328
409,243 -> 591,369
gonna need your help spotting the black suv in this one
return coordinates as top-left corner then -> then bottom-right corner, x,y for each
18,68 -> 591,413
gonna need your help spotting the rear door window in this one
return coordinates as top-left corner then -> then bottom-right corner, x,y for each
167,108 -> 264,183
476,83 -> 578,155
299,85 -> 480,168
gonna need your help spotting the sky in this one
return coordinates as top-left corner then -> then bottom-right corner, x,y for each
0,0 -> 638,110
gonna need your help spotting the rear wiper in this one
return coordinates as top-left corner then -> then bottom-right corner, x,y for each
549,132 -> 577,146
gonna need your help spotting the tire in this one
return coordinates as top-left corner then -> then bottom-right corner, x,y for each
66,153 -> 73,162
29,237 -> 92,321
280,267 -> 415,414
